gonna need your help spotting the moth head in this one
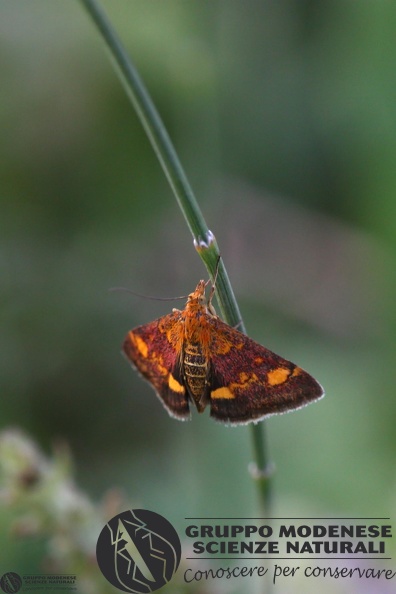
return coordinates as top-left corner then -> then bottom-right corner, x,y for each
187,280 -> 207,307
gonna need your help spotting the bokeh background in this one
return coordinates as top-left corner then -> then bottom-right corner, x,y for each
1,0 -> 396,592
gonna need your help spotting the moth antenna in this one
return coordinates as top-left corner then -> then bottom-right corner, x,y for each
109,287 -> 188,301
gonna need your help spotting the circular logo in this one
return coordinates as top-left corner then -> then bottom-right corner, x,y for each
0,573 -> 22,594
96,509 -> 181,593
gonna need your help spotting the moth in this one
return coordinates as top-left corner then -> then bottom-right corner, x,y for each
123,280 -> 324,424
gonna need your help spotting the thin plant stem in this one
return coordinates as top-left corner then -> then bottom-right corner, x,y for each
79,0 -> 272,516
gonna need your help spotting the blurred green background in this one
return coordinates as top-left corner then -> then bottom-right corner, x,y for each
1,0 -> 396,588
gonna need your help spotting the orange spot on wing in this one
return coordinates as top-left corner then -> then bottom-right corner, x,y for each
239,371 -> 258,384
267,367 -> 291,386
168,374 -> 185,394
132,333 -> 148,358
211,386 -> 235,399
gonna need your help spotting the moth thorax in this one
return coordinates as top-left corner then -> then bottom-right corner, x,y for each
183,342 -> 209,409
